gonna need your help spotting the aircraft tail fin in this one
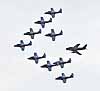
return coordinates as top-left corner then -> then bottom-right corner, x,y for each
42,53 -> 46,58
83,44 -> 87,49
49,18 -> 52,22
67,58 -> 71,63
70,73 -> 74,78
59,8 -> 62,13
59,30 -> 63,35
38,29 -> 42,34
28,41 -> 32,46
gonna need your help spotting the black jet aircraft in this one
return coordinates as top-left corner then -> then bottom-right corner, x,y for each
55,73 -> 74,83
34,17 -> 52,28
44,8 -> 62,18
45,29 -> 63,41
53,58 -> 71,68
24,28 -> 41,39
14,40 -> 32,51
27,52 -> 46,64
66,44 -> 87,55
41,61 -> 56,71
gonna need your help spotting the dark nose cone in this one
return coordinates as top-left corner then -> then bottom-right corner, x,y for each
34,21 -> 37,24
45,34 -> 49,36
44,12 -> 48,14
14,45 -> 16,47
66,48 -> 70,50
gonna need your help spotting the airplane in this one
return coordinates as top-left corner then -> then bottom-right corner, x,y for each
24,28 -> 41,39
27,52 -> 46,64
53,58 -> 71,68
55,73 -> 74,83
14,40 -> 32,51
44,8 -> 62,18
66,44 -> 87,55
34,17 -> 52,28
45,29 -> 63,41
41,61 -> 56,71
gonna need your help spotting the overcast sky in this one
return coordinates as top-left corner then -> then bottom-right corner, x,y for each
0,0 -> 99,91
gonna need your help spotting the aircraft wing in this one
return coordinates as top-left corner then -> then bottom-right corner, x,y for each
30,28 -> 33,32
75,51 -> 82,55
30,35 -> 34,39
52,36 -> 55,41
48,66 -> 52,71
41,23 -> 45,28
63,79 -> 66,83
51,13 -> 55,18
60,63 -> 64,68
74,44 -> 80,48
20,40 -> 24,44
20,46 -> 25,51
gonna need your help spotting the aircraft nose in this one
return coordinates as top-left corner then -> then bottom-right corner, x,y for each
44,12 -> 48,14
66,48 -> 69,50
34,21 -> 37,23
45,34 -> 49,36
14,44 -> 17,47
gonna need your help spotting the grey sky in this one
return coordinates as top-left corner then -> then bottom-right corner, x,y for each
0,0 -> 99,91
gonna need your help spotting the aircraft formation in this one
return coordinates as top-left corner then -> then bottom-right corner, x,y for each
14,8 -> 87,84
